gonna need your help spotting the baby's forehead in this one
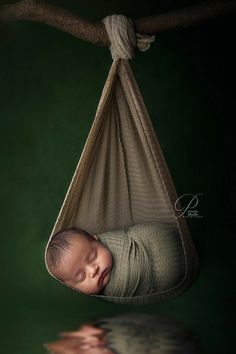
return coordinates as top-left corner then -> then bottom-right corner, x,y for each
70,233 -> 96,249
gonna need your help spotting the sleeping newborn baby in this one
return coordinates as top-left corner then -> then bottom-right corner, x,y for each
45,222 -> 196,303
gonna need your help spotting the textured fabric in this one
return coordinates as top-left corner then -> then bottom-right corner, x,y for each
96,223 -> 186,299
45,58 -> 199,304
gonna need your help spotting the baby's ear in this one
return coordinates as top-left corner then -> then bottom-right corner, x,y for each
92,234 -> 98,241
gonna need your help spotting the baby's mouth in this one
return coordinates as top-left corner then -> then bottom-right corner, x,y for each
98,268 -> 108,286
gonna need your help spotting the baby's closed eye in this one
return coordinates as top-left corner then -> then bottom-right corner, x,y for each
87,250 -> 97,263
76,270 -> 86,283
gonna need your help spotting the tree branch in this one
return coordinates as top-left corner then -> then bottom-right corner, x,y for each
0,0 -> 235,47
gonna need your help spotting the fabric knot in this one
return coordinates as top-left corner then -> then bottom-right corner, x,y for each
102,14 -> 155,61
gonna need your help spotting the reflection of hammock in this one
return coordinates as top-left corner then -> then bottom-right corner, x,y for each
97,314 -> 199,354
45,58 -> 199,304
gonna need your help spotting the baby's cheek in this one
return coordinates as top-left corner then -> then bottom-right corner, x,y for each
80,281 -> 100,295
106,249 -> 113,267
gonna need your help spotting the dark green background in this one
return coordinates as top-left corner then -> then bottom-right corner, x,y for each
0,1 -> 235,353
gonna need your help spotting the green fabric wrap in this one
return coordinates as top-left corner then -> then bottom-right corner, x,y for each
94,222 -> 195,305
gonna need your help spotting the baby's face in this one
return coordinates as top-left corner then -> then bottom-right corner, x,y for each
54,234 -> 112,295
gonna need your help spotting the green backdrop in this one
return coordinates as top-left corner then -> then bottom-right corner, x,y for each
0,0 -> 235,353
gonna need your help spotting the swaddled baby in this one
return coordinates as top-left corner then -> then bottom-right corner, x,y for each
45,222 -> 187,298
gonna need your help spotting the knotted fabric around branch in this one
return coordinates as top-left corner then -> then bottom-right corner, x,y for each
102,14 -> 155,61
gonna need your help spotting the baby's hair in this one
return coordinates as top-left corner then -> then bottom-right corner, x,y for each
46,227 -> 94,272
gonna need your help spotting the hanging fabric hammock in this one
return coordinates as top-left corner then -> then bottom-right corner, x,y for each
45,15 -> 199,305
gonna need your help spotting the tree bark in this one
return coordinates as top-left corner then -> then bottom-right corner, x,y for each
0,0 -> 235,47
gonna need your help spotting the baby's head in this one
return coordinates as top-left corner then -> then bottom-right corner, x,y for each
45,227 -> 113,295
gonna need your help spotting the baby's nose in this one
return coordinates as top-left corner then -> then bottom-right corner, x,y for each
88,264 -> 99,277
